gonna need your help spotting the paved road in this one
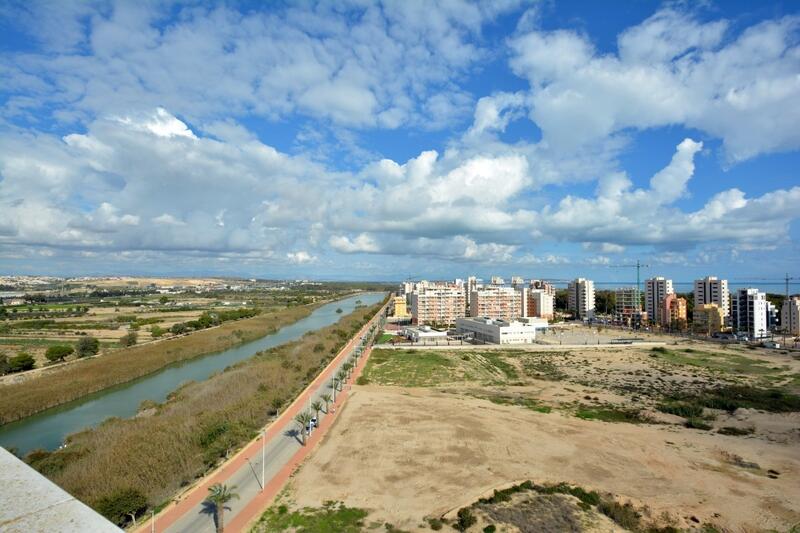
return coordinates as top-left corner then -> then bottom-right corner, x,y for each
145,304 -> 386,533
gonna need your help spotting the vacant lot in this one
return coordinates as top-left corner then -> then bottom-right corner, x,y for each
274,343 -> 800,532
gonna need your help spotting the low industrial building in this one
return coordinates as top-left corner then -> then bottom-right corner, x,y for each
401,325 -> 448,342
456,317 -> 547,344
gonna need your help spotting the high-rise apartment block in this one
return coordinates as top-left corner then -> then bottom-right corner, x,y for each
782,297 -> 800,335
530,280 -> 556,297
470,286 -> 523,322
645,277 -> 673,325
526,289 -> 554,320
568,278 -> 595,319
410,286 -> 466,326
731,288 -> 768,339
693,276 -> 730,317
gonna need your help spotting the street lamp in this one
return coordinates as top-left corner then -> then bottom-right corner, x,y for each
261,429 -> 265,492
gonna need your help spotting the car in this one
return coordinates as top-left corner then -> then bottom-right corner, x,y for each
311,417 -> 318,428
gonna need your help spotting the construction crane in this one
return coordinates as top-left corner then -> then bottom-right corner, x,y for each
607,260 -> 650,311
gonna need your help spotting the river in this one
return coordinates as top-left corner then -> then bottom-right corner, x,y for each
0,292 -> 385,455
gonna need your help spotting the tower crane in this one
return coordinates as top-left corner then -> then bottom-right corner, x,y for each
607,260 -> 650,311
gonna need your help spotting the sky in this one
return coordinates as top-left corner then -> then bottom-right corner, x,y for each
0,0 -> 798,283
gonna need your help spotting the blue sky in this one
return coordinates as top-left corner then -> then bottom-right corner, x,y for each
0,0 -> 798,282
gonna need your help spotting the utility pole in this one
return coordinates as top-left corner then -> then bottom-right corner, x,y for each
261,429 -> 265,492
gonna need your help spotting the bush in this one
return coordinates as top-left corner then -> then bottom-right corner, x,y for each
428,517 -> 443,530
597,499 -> 641,530
483,526 -> 496,533
119,332 -> 138,347
0,353 -> 10,375
8,352 -> 35,372
455,508 -> 476,531
150,325 -> 166,338
717,426 -> 754,436
171,322 -> 189,335
95,488 -> 148,526
657,401 -> 703,418
684,417 -> 713,430
45,345 -> 74,363
76,336 -> 100,357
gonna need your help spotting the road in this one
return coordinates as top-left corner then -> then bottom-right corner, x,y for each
139,302 -> 387,533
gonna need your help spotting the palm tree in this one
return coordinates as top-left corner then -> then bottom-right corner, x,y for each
295,410 -> 312,445
311,400 -> 323,424
205,483 -> 239,533
343,362 -> 353,378
336,369 -> 347,389
320,392 -> 332,412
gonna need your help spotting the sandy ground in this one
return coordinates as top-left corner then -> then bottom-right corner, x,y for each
282,340 -> 800,532
288,386 -> 800,531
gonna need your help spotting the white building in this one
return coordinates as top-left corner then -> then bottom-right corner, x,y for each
526,289 -> 554,320
568,278 -> 595,320
731,288 -> 768,339
645,277 -> 673,325
490,276 -> 505,285
693,276 -> 730,318
402,325 -> 448,342
782,297 -> 800,335
456,317 -> 546,344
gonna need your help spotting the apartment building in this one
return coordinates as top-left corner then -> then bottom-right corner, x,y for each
693,304 -> 725,335
782,297 -> 800,335
526,289 -> 554,320
568,278 -> 595,319
645,277 -> 674,325
410,286 -> 466,326
469,286 -> 523,322
660,293 -> 687,328
731,288 -> 768,338
693,276 -> 730,317
391,295 -> 410,318
615,287 -> 640,315
530,279 -> 556,297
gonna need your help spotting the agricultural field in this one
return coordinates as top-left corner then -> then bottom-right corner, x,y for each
267,341 -> 800,532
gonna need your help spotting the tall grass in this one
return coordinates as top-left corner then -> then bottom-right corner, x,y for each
0,305 -> 317,424
27,300 -> 385,515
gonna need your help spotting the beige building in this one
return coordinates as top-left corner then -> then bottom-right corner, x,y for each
645,277 -> 673,325
693,276 -> 730,317
391,296 -> 410,318
782,297 -> 800,335
693,303 -> 725,335
470,286 -> 523,322
660,293 -> 687,328
410,287 -> 466,326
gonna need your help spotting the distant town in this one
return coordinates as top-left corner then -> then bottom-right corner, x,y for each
391,275 -> 800,347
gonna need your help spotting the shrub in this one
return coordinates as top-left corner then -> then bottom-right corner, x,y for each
0,353 -> 10,375
455,508 -> 476,531
150,325 -> 166,338
45,345 -> 74,363
717,426 -> 754,436
171,322 -> 189,335
95,488 -> 148,526
684,417 -> 713,430
356,376 -> 370,385
483,526 -> 496,533
8,352 -> 35,372
119,332 -> 138,347
428,517 -> 443,530
313,343 -> 325,353
76,336 -> 100,357
657,401 -> 703,418
597,499 -> 641,530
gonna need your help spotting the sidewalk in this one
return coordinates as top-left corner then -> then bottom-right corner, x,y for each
135,303 -> 386,533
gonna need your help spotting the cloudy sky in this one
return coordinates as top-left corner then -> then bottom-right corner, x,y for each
0,1 -> 798,282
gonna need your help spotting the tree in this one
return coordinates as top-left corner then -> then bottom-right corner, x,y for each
311,400 -> 323,424
8,352 -> 35,373
294,410 -> 312,445
159,295 -> 169,304
119,331 -> 138,347
76,336 -> 100,358
45,345 -> 74,363
205,483 -> 239,533
96,488 -> 148,527
171,322 -> 188,335
150,325 -> 166,338
320,393 -> 332,413
336,369 -> 347,390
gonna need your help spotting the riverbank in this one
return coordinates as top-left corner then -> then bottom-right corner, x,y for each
24,297 -> 388,524
0,302 -> 325,425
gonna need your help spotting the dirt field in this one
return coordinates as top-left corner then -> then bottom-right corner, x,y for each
277,343 -> 800,532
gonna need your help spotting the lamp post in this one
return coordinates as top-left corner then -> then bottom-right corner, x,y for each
261,429 -> 265,492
